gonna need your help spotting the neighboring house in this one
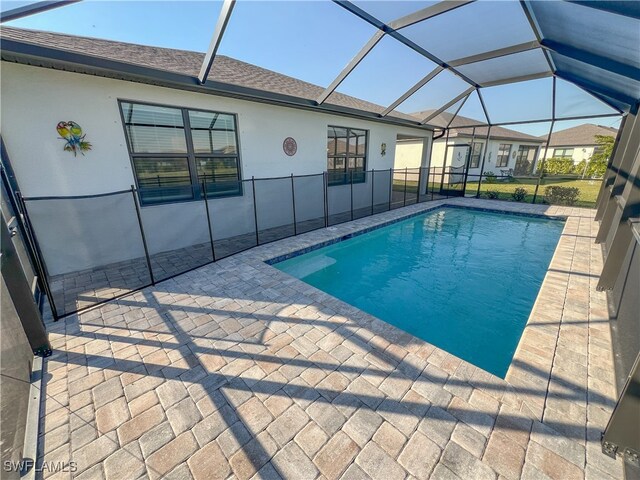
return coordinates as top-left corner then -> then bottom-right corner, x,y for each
396,113 -> 544,177
538,123 -> 618,165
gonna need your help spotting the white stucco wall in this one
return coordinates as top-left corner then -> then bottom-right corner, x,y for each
1,62 -> 432,197
430,137 -> 543,175
429,141 -> 447,168
539,145 -> 596,164
1,62 -> 433,274
393,140 -> 423,169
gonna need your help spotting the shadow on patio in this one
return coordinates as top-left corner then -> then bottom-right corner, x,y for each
36,233 -> 621,480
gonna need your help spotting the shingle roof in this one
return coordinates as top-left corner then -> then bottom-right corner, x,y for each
411,111 -> 544,142
539,123 -> 618,146
0,26 -> 418,122
449,124 -> 543,142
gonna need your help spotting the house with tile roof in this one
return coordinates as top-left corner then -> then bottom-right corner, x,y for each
537,123 -> 618,166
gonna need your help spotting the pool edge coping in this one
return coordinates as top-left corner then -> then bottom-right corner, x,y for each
256,198 -> 588,422
264,202 -> 567,266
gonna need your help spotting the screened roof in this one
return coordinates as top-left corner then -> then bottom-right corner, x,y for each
1,0 -> 638,130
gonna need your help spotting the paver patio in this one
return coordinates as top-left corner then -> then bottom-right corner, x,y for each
37,197 -> 622,480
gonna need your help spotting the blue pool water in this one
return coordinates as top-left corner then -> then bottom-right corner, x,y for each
274,207 -> 564,377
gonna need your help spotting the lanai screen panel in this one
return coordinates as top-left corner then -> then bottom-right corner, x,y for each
449,91 -> 488,128
455,49 -> 550,86
481,77 -> 554,124
330,0 -> 637,118
2,0 -> 638,126
554,78 -> 621,119
332,35 -> 439,111
553,54 -> 640,112
351,1 -> 439,23
530,1 -> 640,71
418,95 -> 469,129
2,1 -> 223,52
398,1 -> 536,62
217,0 -> 377,88
395,69 -> 470,117
529,0 -> 640,110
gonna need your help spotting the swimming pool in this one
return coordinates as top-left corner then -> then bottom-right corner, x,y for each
274,207 -> 564,377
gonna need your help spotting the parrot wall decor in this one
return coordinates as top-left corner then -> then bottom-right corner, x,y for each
56,121 -> 92,156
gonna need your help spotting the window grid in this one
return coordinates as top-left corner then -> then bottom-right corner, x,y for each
469,142 -> 483,168
327,125 -> 368,186
553,147 -> 575,159
514,145 -> 538,175
119,101 -> 242,205
496,143 -> 512,168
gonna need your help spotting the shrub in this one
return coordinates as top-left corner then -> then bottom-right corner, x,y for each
573,159 -> 587,176
543,157 -> 575,175
484,171 -> 497,184
511,187 -> 528,202
585,134 -> 614,178
485,190 -> 500,200
585,158 -> 607,178
544,186 -> 580,205
566,158 -> 608,179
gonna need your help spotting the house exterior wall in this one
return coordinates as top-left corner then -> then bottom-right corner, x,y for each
393,140 -> 424,169
429,137 -> 543,175
429,141 -> 448,168
1,62 -> 432,198
539,145 -> 597,164
1,62 -> 433,274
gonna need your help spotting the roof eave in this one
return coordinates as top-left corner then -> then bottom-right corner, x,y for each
448,131 -> 544,143
0,37 -> 436,132
547,142 -> 602,147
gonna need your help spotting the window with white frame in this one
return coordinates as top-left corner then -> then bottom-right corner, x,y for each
553,147 -> 575,159
469,142 -> 483,168
496,143 -> 512,168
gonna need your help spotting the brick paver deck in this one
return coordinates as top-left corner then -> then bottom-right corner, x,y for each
37,198 -> 622,480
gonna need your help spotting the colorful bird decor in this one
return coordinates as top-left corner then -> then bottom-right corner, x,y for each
56,121 -> 92,156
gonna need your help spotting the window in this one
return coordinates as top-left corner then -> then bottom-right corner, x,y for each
327,126 -> 367,185
120,101 -> 241,205
552,148 -> 574,159
469,142 -> 483,168
496,143 -> 512,168
514,146 -> 538,175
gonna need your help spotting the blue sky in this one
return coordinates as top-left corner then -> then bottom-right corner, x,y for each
4,0 -> 621,136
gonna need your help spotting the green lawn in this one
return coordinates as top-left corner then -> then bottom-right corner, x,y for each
466,178 -> 601,208
392,181 -> 441,194
392,177 -> 602,208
